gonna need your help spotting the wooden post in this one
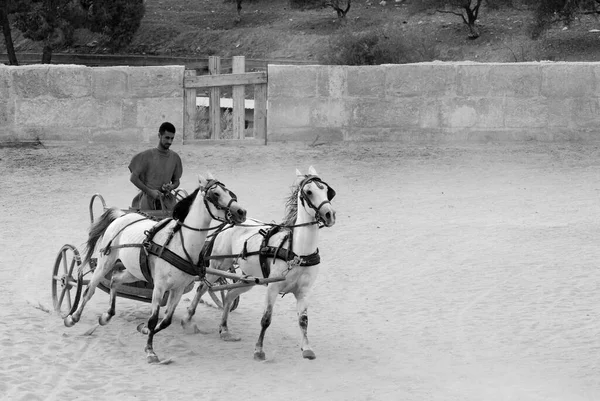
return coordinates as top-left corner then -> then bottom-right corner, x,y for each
183,69 -> 197,142
254,83 -> 268,144
232,56 -> 245,140
209,56 -> 221,140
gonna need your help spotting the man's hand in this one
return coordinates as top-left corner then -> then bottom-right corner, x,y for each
147,189 -> 162,200
161,183 -> 174,193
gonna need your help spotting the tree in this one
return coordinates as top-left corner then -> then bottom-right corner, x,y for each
5,0 -> 144,64
0,0 -> 18,65
531,0 -> 600,38
325,0 -> 351,20
432,0 -> 483,39
288,0 -> 350,20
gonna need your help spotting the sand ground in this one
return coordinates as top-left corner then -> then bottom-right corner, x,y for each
1,140 -> 600,401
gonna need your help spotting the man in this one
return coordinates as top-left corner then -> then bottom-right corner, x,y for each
129,122 -> 183,211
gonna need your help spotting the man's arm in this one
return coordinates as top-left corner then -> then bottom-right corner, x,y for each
130,172 -> 161,200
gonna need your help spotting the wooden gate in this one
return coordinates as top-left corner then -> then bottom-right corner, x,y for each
183,56 -> 267,143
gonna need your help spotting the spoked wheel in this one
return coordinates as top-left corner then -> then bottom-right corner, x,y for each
208,277 -> 240,312
52,244 -> 84,318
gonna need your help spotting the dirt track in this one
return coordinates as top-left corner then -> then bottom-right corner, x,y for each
2,140 -> 600,401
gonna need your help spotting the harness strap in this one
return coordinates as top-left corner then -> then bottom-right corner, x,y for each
101,216 -> 150,255
140,241 -> 206,285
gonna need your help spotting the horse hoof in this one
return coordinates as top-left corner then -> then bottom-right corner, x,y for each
253,351 -> 266,361
302,350 -> 316,360
220,332 -> 241,342
147,355 -> 160,364
63,316 -> 75,327
98,313 -> 111,326
136,323 -> 149,335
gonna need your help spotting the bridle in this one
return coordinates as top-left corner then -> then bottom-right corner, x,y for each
174,179 -> 240,232
298,175 -> 336,227
202,179 -> 239,224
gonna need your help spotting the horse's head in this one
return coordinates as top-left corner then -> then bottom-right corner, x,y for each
295,166 -> 336,228
198,173 -> 247,224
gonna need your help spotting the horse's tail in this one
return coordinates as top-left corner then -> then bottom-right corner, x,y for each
82,207 -> 126,267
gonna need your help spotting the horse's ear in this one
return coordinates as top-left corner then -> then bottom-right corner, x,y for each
206,171 -> 215,180
198,174 -> 207,186
295,168 -> 303,177
308,166 -> 318,176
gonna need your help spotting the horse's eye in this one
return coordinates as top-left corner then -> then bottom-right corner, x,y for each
306,190 -> 312,196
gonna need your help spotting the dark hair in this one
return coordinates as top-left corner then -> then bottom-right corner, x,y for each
159,122 -> 176,135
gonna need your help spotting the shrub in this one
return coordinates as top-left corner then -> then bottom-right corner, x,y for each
85,0 -> 145,50
321,27 -> 439,65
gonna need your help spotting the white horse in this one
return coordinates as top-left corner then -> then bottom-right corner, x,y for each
64,174 -> 247,364
182,166 -> 336,360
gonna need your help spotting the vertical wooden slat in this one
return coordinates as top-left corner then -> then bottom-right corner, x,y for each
209,56 -> 221,140
232,56 -> 245,140
254,83 -> 268,144
183,69 -> 197,142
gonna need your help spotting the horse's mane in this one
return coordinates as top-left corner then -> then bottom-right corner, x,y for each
281,180 -> 301,226
172,187 -> 200,222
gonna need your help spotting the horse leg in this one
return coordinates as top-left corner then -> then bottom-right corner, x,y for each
219,285 -> 252,341
136,285 -> 165,363
180,281 -> 209,332
64,256 -> 115,327
253,285 -> 279,361
296,292 -> 316,360
99,266 -> 137,326
138,284 -> 187,364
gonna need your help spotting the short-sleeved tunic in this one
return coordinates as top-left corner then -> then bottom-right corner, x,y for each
129,148 -> 183,210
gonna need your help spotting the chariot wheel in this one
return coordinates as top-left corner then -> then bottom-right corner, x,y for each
89,193 -> 107,224
208,277 -> 240,312
52,244 -> 84,318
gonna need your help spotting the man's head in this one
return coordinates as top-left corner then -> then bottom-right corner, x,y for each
158,122 -> 176,151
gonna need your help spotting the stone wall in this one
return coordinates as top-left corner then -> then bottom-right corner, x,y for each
267,62 -> 600,142
0,64 -> 184,143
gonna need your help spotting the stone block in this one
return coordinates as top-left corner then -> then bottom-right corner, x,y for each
95,100 -> 123,128
128,66 -> 184,98
268,127 -> 343,142
309,100 -> 350,127
267,98 -> 311,129
0,99 -> 14,125
121,99 -> 138,128
346,66 -> 386,99
504,97 -> 548,128
547,98 -> 574,128
136,98 -> 183,131
385,63 -> 457,98
419,99 -> 441,128
317,66 -> 346,98
11,65 -> 51,98
15,98 -> 97,127
91,127 -> 146,143
441,97 -> 504,128
457,64 -> 542,97
572,97 -> 600,128
268,65 -> 318,99
9,126 -> 89,141
347,98 -> 421,128
47,65 -> 92,98
0,67 -> 11,99
93,68 -> 129,100
541,64 -> 595,98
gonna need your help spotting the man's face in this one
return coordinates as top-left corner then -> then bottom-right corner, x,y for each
158,131 -> 175,150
